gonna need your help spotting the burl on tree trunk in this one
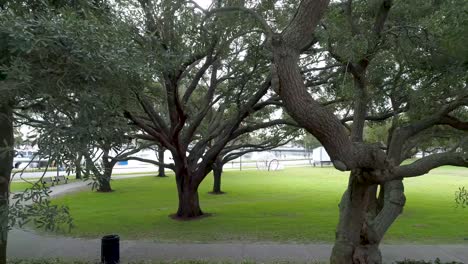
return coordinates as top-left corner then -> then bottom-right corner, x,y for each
0,102 -> 14,264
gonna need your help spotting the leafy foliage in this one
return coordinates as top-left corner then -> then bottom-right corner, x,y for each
455,186 -> 468,208
1,184 -> 73,241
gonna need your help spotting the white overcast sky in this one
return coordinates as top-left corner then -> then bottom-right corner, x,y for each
194,0 -> 212,9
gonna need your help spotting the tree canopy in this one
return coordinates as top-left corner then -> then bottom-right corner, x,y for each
0,1 -> 466,264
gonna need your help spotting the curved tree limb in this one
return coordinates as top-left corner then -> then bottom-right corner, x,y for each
438,115 -> 468,131
116,156 -> 175,170
393,151 -> 468,179
388,95 -> 468,161
281,0 -> 331,51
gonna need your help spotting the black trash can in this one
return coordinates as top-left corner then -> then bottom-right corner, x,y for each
101,234 -> 120,264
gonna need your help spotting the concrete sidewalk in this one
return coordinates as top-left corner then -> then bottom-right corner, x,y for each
46,173 -> 156,197
8,228 -> 468,263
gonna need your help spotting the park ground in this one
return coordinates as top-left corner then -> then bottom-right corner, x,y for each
23,166 -> 467,244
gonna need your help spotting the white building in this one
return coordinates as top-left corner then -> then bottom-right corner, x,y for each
310,146 -> 331,166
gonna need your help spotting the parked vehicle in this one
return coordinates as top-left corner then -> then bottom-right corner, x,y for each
13,149 -> 48,169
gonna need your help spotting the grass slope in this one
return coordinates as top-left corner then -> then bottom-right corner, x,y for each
52,166 -> 468,244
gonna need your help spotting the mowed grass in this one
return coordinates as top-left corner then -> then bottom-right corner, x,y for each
10,181 -> 37,192
52,166 -> 468,244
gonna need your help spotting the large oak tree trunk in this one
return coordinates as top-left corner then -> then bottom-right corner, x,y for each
211,157 -> 224,194
0,102 -> 13,264
175,186 -> 203,218
176,186 -> 202,219
174,167 -> 203,219
331,171 -> 406,264
331,170 -> 378,264
157,146 -> 166,177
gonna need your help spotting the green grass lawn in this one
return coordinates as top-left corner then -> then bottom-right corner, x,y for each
52,166 -> 468,244
10,181 -> 37,192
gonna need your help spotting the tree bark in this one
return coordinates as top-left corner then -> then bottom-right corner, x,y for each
0,102 -> 14,264
351,78 -> 368,143
174,166 -> 203,219
330,171 -> 406,264
157,146 -> 166,177
97,165 -> 113,192
272,45 -> 354,170
97,150 -> 114,192
211,158 -> 224,194
331,170 -> 380,264
75,153 -> 83,180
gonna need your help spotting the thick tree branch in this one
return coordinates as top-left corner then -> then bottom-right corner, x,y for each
373,0 -> 393,38
341,108 -> 406,123
272,52 -> 356,170
117,156 -> 175,170
252,96 -> 281,111
204,7 -> 273,39
393,151 -> 468,179
231,119 -> 299,139
124,111 -> 175,152
192,77 -> 273,182
321,98 -> 349,107
113,143 -> 156,160
345,0 -> 359,36
136,94 -> 170,136
222,137 -> 293,164
281,0 -> 331,51
301,63 -> 341,74
388,95 -> 468,160
182,56 -> 215,104
438,115 -> 468,131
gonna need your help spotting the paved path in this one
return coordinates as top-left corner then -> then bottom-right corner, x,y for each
11,169 -> 162,181
8,228 -> 468,263
45,173 -> 157,197
8,175 -> 468,263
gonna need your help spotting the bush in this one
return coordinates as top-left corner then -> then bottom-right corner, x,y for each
455,186 -> 468,208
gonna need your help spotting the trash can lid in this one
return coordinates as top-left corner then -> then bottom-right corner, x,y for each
102,234 -> 120,240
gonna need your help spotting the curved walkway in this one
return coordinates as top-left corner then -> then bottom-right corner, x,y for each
8,176 -> 468,263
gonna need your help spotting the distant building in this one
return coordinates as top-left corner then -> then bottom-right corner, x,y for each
310,146 -> 331,167
13,146 -> 47,169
